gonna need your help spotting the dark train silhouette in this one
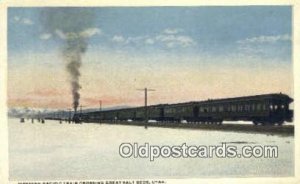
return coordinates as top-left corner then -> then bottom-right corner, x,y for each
73,93 -> 293,125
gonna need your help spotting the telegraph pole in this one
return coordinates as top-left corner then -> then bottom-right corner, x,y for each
79,105 -> 86,116
137,87 -> 155,128
79,105 -> 86,123
99,100 -> 102,123
68,108 -> 71,123
59,111 -> 62,124
99,100 -> 102,111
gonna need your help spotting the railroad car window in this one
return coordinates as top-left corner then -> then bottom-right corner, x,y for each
227,105 -> 231,112
257,104 -> 260,111
245,104 -> 250,112
199,107 -> 204,112
257,104 -> 261,111
219,106 -> 224,112
212,106 -> 216,112
252,104 -> 255,111
231,105 -> 236,112
237,105 -> 242,112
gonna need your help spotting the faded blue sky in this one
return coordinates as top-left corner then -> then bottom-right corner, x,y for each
8,7 -> 293,108
9,7 -> 291,59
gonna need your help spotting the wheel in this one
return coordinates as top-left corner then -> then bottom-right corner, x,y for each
277,121 -> 284,126
263,122 -> 275,126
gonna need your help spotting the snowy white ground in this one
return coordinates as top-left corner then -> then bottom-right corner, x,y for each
8,118 -> 294,180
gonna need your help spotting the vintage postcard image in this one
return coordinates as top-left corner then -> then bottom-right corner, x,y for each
1,2 -> 299,183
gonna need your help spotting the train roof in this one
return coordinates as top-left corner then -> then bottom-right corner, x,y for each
84,93 -> 293,114
161,93 -> 293,107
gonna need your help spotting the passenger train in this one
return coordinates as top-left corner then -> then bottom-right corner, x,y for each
73,93 -> 293,126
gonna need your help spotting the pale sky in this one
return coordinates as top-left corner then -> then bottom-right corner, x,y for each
8,7 -> 293,109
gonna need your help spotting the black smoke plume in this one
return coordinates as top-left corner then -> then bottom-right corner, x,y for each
40,8 -> 95,111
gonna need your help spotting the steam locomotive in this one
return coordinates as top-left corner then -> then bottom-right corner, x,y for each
73,93 -> 293,125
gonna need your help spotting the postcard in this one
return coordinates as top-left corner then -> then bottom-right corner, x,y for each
0,1 -> 299,184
